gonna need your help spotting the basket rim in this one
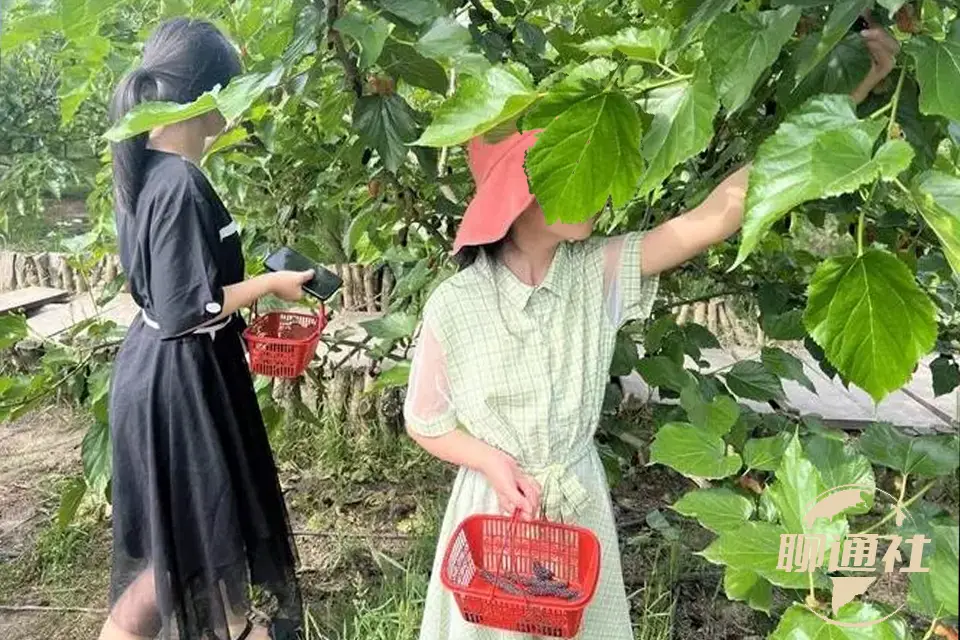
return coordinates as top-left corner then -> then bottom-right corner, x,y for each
243,310 -> 325,345
439,513 -> 602,611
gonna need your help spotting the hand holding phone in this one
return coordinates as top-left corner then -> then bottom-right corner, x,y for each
264,247 -> 343,301
270,270 -> 316,302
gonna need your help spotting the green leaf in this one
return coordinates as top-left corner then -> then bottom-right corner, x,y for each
104,94 -> 218,142
578,26 -> 672,60
909,525 -> 959,617
700,521 -> 813,589
877,0 -> 907,14
857,422 -> 960,477
369,361 -> 412,392
723,566 -> 772,613
762,309 -> 807,341
768,434 -> 848,540
735,95 -> 891,267
770,603 -> 910,640
637,73 -> 719,198
516,20 -> 546,55
803,251 -> 938,402
415,64 -> 538,147
0,314 -> 28,350
380,41 -> 450,94
0,12 -> 60,52
610,331 -> 641,377
788,33 -> 871,110
761,346 -> 815,393
360,312 -> 418,341
645,508 -> 681,541
906,24 -> 960,123
795,0 -> 873,82
913,170 -> 960,275
649,422 -> 742,479
671,488 -> 754,533
417,16 -> 471,59
673,0 -> 737,53
930,354 -> 960,397
335,10 -> 393,69
874,139 -> 915,179
636,356 -> 695,392
723,361 -> 784,402
522,59 -> 618,130
282,3 -> 321,66
679,385 -> 739,436
805,435 -> 875,515
353,94 -> 419,173
58,477 -> 86,529
216,66 -> 285,122
526,91 -> 644,224
81,420 -> 111,501
103,67 -> 284,142
703,7 -> 800,112
743,433 -> 792,471
368,0 -> 444,25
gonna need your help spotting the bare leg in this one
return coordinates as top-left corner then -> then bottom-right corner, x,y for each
99,569 -> 161,640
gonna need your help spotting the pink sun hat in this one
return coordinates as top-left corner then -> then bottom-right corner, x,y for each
452,128 -> 542,254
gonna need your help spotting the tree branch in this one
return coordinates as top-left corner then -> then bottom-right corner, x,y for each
326,0 -> 363,97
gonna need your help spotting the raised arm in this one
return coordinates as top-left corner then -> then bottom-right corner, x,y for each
638,26 -> 900,277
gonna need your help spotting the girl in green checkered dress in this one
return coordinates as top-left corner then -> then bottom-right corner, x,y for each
404,29 -> 897,638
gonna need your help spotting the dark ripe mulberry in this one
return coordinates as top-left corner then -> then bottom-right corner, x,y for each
526,581 -> 582,600
532,561 -> 554,581
478,569 -> 523,595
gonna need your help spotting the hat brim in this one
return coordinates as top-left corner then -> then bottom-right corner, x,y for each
452,135 -> 536,254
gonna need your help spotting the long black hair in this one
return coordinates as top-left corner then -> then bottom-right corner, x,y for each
454,238 -> 506,271
109,18 -> 241,216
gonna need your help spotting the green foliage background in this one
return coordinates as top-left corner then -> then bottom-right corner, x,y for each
1,0 -> 959,636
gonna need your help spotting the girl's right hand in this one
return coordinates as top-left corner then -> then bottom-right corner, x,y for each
480,448 -> 541,519
269,270 -> 314,302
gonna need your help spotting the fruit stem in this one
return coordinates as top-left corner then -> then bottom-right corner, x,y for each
856,479 -> 937,536
887,66 -> 907,140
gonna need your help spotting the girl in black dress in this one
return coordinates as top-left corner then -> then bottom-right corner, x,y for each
103,18 -> 310,640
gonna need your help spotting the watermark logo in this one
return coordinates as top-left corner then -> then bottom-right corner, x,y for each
775,484 -> 930,628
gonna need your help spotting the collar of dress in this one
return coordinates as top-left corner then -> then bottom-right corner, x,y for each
478,242 -> 570,311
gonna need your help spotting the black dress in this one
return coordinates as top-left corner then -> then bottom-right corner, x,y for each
109,150 -> 302,639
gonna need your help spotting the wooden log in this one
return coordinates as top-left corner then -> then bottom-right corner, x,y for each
346,370 -> 366,431
675,303 -> 690,325
381,267 -> 394,309
692,301 -> 707,326
59,258 -> 75,292
363,266 -> 377,312
707,298 -> 719,335
338,264 -> 354,310
46,254 -> 62,289
716,301 -> 733,341
104,256 -> 118,285
34,253 -> 51,287
324,369 -> 350,424
23,256 -> 40,287
350,264 -> 364,312
14,254 -> 26,289
0,251 -> 15,292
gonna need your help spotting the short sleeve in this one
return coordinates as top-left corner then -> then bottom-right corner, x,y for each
403,320 -> 457,438
148,179 -> 225,338
603,232 -> 659,327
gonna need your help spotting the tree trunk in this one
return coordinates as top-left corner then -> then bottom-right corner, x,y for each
0,251 -> 15,291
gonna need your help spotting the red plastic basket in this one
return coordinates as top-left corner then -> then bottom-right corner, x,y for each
243,305 -> 325,378
441,513 -> 601,638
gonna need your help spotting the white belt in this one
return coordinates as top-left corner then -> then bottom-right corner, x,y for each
140,310 -> 233,338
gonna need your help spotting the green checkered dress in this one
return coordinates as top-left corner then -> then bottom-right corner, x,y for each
405,232 -> 658,640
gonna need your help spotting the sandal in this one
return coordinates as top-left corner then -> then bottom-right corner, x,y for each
233,620 -> 253,640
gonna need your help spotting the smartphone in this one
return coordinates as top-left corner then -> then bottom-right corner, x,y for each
264,247 -> 343,301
